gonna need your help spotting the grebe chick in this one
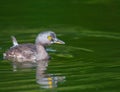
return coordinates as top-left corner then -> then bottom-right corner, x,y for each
3,31 -> 65,71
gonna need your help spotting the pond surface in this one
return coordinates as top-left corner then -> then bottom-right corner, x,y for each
0,27 -> 120,92
0,0 -> 120,92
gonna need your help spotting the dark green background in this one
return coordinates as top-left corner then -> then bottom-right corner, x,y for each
0,0 -> 120,92
0,0 -> 120,31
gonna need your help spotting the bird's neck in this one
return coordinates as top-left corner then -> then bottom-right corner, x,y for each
35,43 -> 49,61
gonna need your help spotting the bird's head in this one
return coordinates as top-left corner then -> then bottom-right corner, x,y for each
35,31 -> 65,46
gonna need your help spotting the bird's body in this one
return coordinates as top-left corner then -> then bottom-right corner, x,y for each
4,43 -> 36,63
3,31 -> 65,71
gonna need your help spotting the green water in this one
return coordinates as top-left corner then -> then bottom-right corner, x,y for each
0,0 -> 120,92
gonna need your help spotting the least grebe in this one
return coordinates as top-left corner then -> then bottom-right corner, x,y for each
4,31 -> 65,71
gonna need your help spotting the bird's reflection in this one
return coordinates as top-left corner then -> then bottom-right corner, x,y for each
9,57 -> 65,89
37,73 -> 66,89
13,60 -> 66,89
36,60 -> 66,89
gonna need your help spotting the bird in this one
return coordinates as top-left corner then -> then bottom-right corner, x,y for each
3,31 -> 65,71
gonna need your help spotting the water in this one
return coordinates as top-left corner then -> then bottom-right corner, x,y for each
0,0 -> 120,92
0,27 -> 120,92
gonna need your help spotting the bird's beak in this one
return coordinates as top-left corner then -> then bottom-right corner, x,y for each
54,38 -> 65,44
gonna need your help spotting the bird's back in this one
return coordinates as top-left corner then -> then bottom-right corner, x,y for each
4,43 -> 37,63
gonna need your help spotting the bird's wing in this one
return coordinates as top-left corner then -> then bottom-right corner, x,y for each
4,44 -> 37,63
11,36 -> 19,46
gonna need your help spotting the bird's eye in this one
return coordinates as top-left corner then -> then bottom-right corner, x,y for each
47,36 -> 52,41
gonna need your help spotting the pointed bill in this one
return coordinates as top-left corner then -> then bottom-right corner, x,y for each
54,38 -> 65,44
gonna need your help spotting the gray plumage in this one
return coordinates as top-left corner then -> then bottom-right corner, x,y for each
3,31 -> 65,71
11,36 -> 19,46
